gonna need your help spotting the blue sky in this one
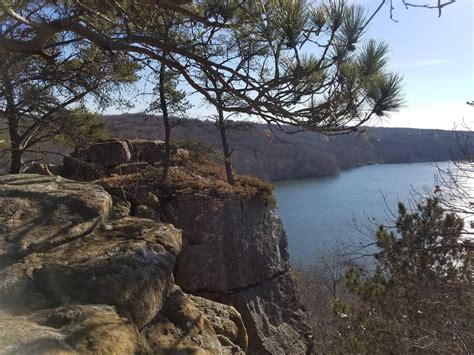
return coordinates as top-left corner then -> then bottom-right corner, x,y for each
110,1 -> 473,130
359,0 -> 473,129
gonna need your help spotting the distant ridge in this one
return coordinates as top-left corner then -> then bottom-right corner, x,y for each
105,114 -> 471,181
105,114 -> 472,181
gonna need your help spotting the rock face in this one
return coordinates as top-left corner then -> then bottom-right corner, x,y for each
74,140 -> 132,167
190,295 -> 248,353
0,174 -> 247,354
165,191 -> 312,354
0,174 -> 112,264
127,139 -> 165,163
141,286 -> 225,354
166,193 -> 289,292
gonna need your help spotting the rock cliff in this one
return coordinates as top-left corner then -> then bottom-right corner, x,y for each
165,192 -> 312,354
0,174 -> 247,354
0,139 -> 313,354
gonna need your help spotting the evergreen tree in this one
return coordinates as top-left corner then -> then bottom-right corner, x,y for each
336,198 -> 473,353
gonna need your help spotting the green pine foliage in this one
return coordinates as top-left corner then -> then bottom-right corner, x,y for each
335,198 -> 473,353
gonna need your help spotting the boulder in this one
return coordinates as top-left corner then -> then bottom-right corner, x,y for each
0,305 -> 140,354
136,191 -> 160,209
0,312 -> 74,354
0,217 -> 182,328
77,140 -> 131,167
127,139 -> 165,164
0,174 -> 112,263
165,192 -> 289,292
176,148 -> 191,160
140,286 -> 231,354
190,295 -> 248,353
61,155 -> 103,181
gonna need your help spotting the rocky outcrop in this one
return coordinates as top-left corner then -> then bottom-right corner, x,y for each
165,191 -> 312,354
54,139 -> 313,354
62,139 -> 165,181
0,174 -> 247,354
199,272 -> 311,355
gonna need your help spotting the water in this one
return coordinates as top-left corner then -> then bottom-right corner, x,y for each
274,162 -> 451,265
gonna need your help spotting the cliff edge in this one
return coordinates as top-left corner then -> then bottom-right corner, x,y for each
0,139 -> 312,354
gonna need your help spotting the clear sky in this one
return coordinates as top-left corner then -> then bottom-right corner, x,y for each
359,0 -> 473,130
108,0 -> 473,130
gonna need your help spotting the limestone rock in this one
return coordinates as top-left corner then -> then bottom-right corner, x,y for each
141,286 -> 227,354
165,192 -> 289,292
0,174 -> 112,263
0,217 -> 182,328
190,295 -> 248,353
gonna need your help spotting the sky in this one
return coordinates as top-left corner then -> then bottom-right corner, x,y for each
359,0 -> 473,130
108,0 -> 473,130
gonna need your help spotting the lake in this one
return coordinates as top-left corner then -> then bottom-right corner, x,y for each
274,162 -> 452,265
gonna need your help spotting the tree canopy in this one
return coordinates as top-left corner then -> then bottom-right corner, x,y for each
0,0 -> 404,135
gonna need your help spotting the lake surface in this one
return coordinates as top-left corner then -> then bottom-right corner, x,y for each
274,162 -> 451,265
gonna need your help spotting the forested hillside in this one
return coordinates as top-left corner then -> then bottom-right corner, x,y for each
106,114 -> 469,181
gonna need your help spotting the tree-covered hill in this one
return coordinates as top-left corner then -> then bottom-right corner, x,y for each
106,114 -> 471,181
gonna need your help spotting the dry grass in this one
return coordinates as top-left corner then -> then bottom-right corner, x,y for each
96,143 -> 276,207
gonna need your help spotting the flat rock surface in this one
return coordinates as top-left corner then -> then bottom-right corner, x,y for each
0,174 -> 112,262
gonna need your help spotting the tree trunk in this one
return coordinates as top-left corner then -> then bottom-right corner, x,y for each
159,63 -> 171,184
3,74 -> 23,174
9,145 -> 23,174
217,107 -> 234,185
